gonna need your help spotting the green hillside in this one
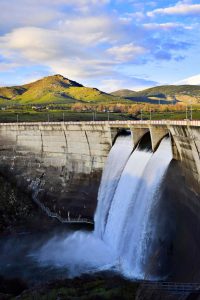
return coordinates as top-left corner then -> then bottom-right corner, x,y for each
111,89 -> 137,98
136,85 -> 200,96
2,75 -> 200,106
112,85 -> 200,104
0,87 -> 26,100
0,74 -> 119,105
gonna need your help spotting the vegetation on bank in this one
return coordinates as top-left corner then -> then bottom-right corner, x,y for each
4,274 -> 139,300
0,103 -> 199,122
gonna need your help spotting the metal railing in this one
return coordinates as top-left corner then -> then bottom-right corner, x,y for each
0,109 -> 199,123
1,120 -> 200,126
30,179 -> 94,225
142,281 -> 200,294
33,196 -> 94,225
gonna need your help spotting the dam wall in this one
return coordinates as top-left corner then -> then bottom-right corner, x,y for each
0,120 -> 199,221
0,123 -> 113,220
0,123 -> 112,173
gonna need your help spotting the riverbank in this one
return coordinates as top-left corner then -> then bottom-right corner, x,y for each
1,273 -> 139,300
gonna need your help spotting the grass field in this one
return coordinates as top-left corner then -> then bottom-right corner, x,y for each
139,110 -> 200,120
0,110 -> 131,123
0,108 -> 199,123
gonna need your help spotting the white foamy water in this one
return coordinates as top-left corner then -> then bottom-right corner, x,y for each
103,148 -> 152,254
35,231 -> 115,277
33,134 -> 172,280
94,134 -> 133,238
119,137 -> 173,279
34,135 -> 133,275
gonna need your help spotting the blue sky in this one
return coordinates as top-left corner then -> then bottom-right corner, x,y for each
0,0 -> 200,91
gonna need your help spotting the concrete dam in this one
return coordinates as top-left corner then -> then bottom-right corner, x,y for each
1,120 -> 200,282
0,120 -> 199,222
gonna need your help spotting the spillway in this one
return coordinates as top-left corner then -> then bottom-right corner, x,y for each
94,134 -> 133,238
95,134 -> 173,279
35,133 -> 173,280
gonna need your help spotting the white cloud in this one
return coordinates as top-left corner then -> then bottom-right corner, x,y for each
0,0 -> 111,33
0,8 -> 149,83
0,25 -> 119,82
147,3 -> 200,17
125,12 -> 145,21
0,27 -> 77,61
143,22 -> 193,30
0,1 -> 62,31
60,0 -> 111,13
0,62 -> 19,72
0,15 -> 118,61
58,16 -> 118,45
176,74 -> 200,85
106,43 -> 147,62
99,76 -> 159,92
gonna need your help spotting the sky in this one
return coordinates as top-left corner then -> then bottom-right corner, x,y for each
0,0 -> 200,92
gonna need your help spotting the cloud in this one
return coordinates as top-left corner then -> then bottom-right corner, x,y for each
0,1 -> 62,33
0,11 -> 149,83
58,16 -> 119,45
143,22 -> 193,30
0,62 -> 19,72
106,43 -> 147,62
125,12 -> 145,22
0,0 -> 198,90
0,25 -> 121,82
0,0 -> 111,34
176,74 -> 200,85
147,3 -> 200,17
0,27 -> 77,61
100,76 -> 159,92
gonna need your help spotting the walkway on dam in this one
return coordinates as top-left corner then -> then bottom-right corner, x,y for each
0,120 -> 200,126
33,189 -> 94,225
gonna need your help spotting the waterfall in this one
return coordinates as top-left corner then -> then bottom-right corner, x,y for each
103,148 -> 152,253
95,134 -> 172,279
34,133 -> 173,280
119,137 -> 173,279
94,134 -> 133,238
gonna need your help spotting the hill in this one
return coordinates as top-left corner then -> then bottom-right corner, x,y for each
0,75 -> 119,105
2,76 -> 200,106
111,89 -> 137,98
112,85 -> 200,104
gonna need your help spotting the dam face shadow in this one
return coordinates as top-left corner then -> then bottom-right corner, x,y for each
153,160 -> 200,282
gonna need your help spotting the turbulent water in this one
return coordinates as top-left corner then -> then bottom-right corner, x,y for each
0,133 -> 174,282
118,137 -> 172,279
29,133 -> 173,280
94,135 -> 133,238
95,135 -> 172,279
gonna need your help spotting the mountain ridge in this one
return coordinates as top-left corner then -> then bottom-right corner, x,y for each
1,75 -> 200,106
0,74 -> 116,105
112,85 -> 200,104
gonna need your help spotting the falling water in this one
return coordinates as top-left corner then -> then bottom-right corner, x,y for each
103,147 -> 152,254
95,135 -> 172,279
33,133 -> 173,281
119,137 -> 173,279
94,134 -> 133,238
